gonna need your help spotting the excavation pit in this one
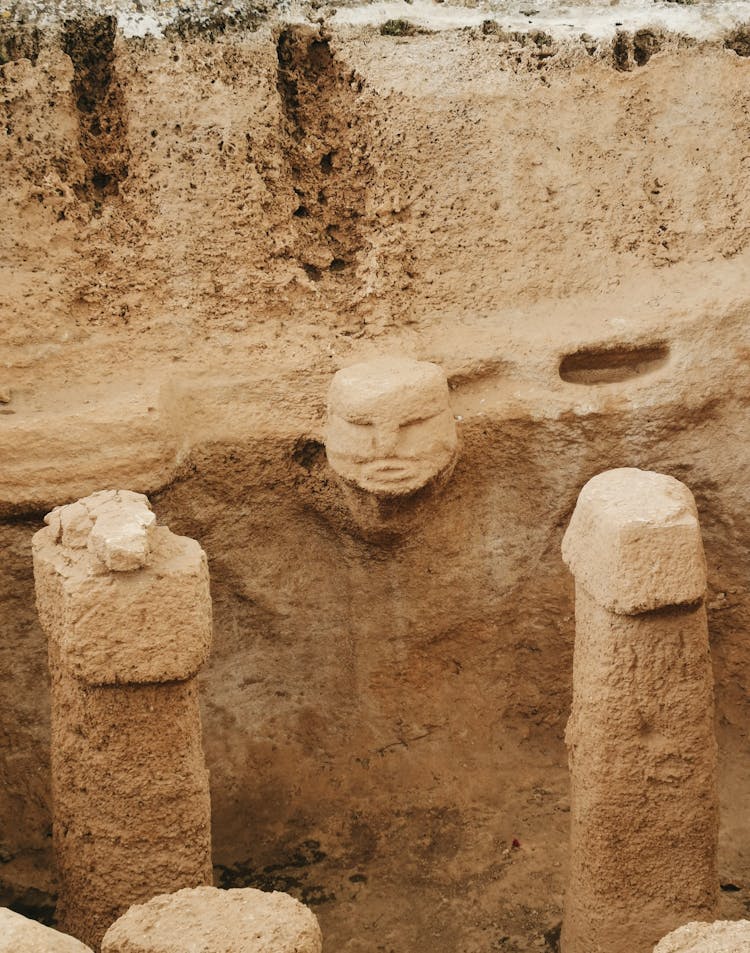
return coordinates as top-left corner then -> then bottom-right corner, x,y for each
1,1 -> 750,950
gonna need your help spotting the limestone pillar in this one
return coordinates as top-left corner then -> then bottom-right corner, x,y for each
0,908 -> 93,953
560,468 -> 719,953
101,886 -> 323,953
654,920 -> 750,952
33,490 -> 214,950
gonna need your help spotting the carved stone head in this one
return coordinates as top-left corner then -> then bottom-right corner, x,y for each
325,357 -> 458,497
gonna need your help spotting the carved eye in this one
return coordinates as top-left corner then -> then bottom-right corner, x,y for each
399,413 -> 438,431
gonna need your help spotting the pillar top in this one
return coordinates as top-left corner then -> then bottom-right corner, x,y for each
101,886 -> 322,953
562,467 -> 707,614
654,920 -> 750,952
0,909 -> 93,953
33,491 -> 212,685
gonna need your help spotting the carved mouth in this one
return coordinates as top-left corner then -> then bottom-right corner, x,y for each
364,461 -> 415,482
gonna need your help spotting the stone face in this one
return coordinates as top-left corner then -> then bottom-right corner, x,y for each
325,357 -> 458,497
0,908 -> 93,953
562,467 -> 707,614
654,921 -> 750,952
33,492 -> 214,949
101,886 -> 323,953
561,469 -> 718,953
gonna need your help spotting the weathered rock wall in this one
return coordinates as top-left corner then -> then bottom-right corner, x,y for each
1,7 -> 750,951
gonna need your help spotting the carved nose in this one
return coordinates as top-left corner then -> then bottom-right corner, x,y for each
373,423 -> 399,455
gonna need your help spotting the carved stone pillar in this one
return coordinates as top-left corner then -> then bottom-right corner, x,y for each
33,490 -> 213,949
561,468 -> 718,953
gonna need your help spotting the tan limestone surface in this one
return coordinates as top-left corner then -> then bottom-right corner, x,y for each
2,7 -> 750,953
0,908 -> 93,953
101,886 -> 323,953
654,920 -> 750,953
34,497 -> 212,685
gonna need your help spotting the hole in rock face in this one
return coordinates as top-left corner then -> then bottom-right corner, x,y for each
292,437 -> 325,470
7,895 -> 56,928
559,342 -> 669,384
612,31 -> 631,71
302,263 -> 322,281
91,170 -> 112,191
633,29 -> 660,66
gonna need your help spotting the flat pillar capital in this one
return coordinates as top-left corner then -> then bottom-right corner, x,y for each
562,467 -> 707,615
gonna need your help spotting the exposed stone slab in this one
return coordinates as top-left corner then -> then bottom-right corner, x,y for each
101,886 -> 323,953
654,920 -> 750,952
0,908 -> 93,953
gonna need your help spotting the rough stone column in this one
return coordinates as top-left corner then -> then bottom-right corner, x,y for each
101,886 -> 323,953
654,920 -> 750,952
560,468 -> 719,953
0,908 -> 93,953
33,490 -> 214,950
